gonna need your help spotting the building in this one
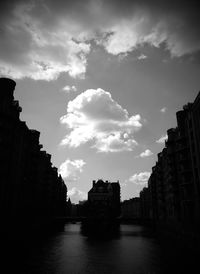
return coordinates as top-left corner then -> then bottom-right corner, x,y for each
140,91 -> 200,227
88,179 -> 121,219
140,187 -> 151,220
148,170 -> 158,220
121,198 -> 140,219
0,78 -> 67,224
187,93 -> 200,221
166,129 -> 181,222
176,108 -> 195,222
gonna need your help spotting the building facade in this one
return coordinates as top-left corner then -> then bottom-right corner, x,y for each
140,91 -> 200,227
121,197 -> 140,219
0,78 -> 67,224
88,179 -> 121,219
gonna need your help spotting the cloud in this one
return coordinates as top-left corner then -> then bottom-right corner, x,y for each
156,134 -> 168,144
60,88 -> 142,152
62,85 -> 77,93
139,149 -> 153,158
96,0 -> 200,57
0,0 -> 199,80
68,187 -> 87,204
0,1 -> 90,80
100,21 -> 139,55
128,171 -> 151,185
59,159 -> 86,182
160,107 -> 167,113
137,54 -> 147,60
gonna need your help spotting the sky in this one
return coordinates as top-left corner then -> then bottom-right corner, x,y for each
1,0 -> 200,203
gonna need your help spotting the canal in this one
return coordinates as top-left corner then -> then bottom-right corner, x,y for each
1,222 -> 198,274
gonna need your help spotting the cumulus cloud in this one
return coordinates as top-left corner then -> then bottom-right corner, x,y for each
139,149 -> 153,158
156,134 -> 168,144
62,85 -> 77,93
137,54 -> 147,60
0,0 -> 199,80
59,159 -> 86,182
128,172 -> 151,185
60,88 -> 142,152
160,107 -> 167,113
68,187 -> 87,204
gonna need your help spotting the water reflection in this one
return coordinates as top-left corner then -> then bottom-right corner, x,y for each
80,220 -> 121,239
1,222 -> 199,274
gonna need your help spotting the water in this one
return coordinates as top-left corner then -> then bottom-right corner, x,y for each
1,222 -> 198,274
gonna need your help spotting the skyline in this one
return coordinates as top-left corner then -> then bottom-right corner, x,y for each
1,0 -> 200,203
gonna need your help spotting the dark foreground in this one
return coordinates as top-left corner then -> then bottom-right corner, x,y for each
1,222 -> 199,274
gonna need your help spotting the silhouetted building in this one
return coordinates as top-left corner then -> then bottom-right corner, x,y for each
121,198 -> 140,219
164,128 -> 180,222
140,91 -> 200,228
192,92 -> 200,220
70,203 -> 78,218
66,198 -> 72,216
76,200 -> 88,217
140,187 -> 151,220
176,108 -> 195,222
0,78 -> 67,225
88,179 -> 121,219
